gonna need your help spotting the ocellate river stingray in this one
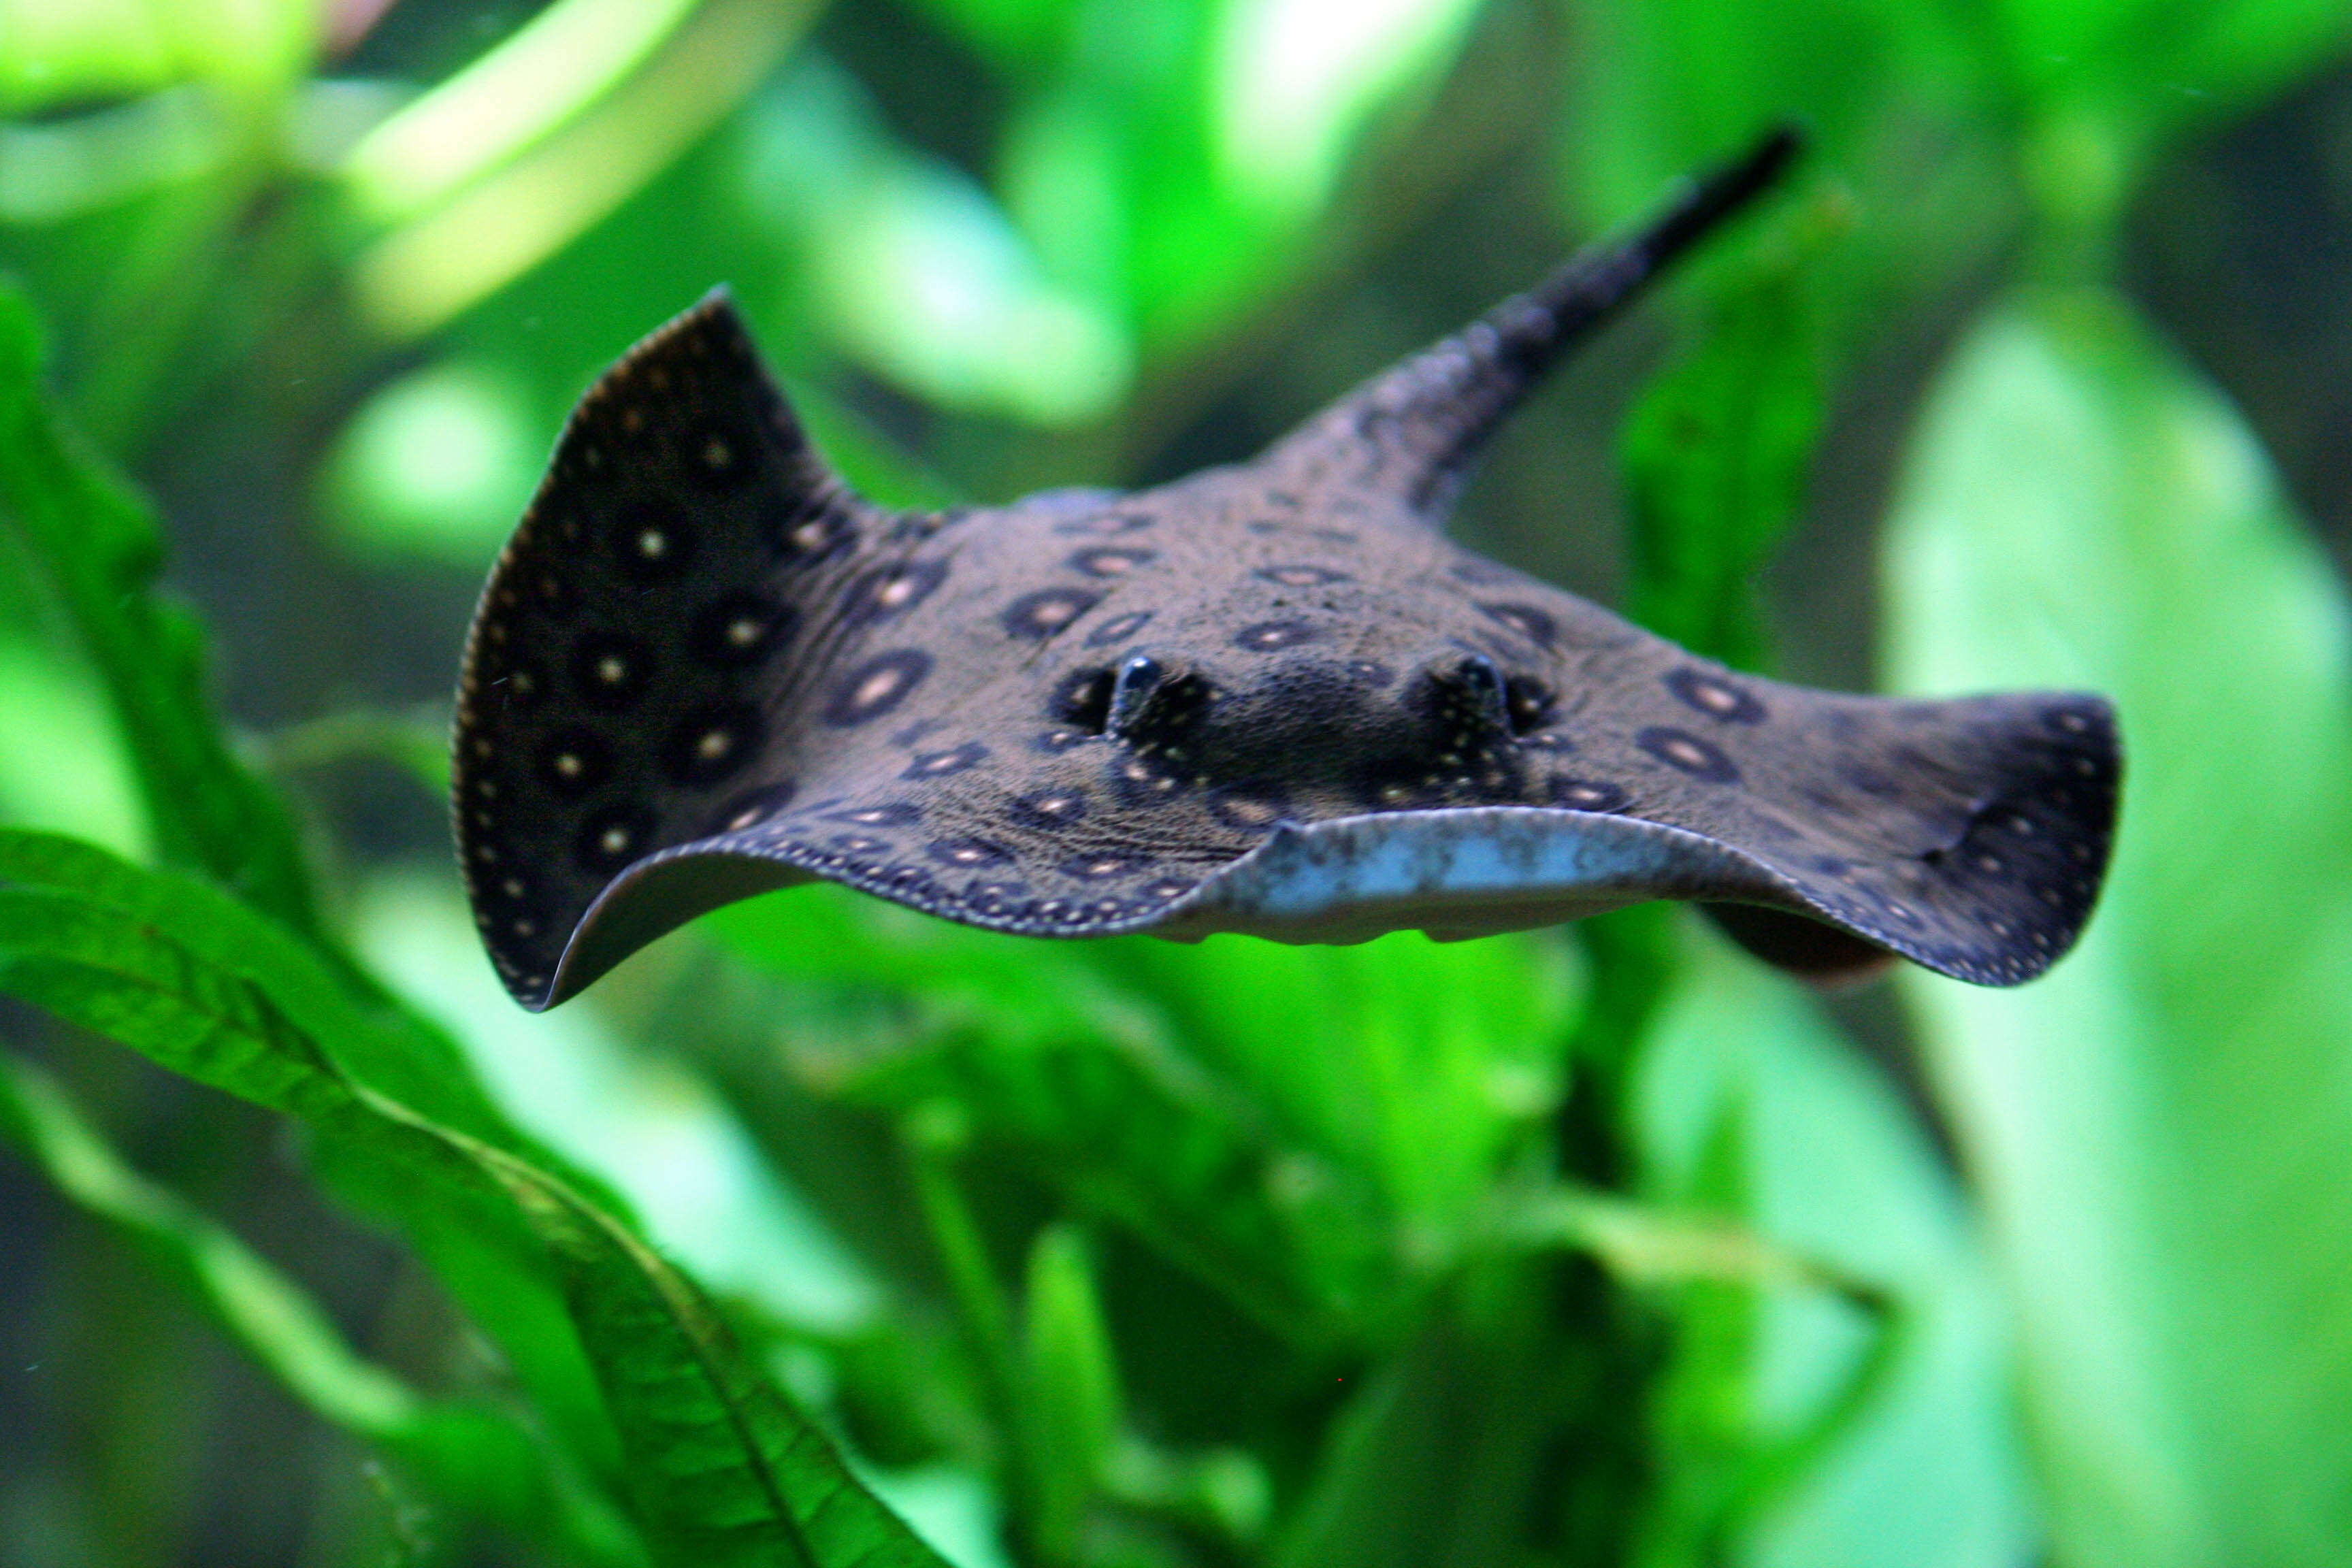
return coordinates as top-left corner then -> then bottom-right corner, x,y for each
454,130 -> 2119,1011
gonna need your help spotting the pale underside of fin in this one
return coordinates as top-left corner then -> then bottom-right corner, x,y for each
538,805 -> 1880,1008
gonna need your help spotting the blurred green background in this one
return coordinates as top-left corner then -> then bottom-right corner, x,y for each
7,0 -> 2352,1565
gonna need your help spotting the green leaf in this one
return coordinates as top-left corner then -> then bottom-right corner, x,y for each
736,57 -> 1134,427
347,0 -> 821,338
470,1137 -> 951,1568
350,870 -> 881,1340
1020,1224 -> 1123,1556
0,831 -> 954,1568
713,890 -> 1401,1345
0,1054 -> 644,1566
1102,930 -> 1579,1239
0,830 -> 623,1481
1621,234 -> 1829,670
1563,0 -> 2006,360
0,0 -> 312,112
1977,0 -> 2349,154
1635,938 -> 2034,1568
1209,0 -> 1485,214
1883,289 -> 2352,1566
0,282 -> 317,933
0,630 -> 150,856
338,0 -> 706,225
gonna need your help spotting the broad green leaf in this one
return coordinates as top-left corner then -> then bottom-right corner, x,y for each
0,832 -> 954,1568
736,56 -> 1134,426
0,0 -> 312,112
470,1137 -> 951,1568
339,0 -> 705,225
1210,0 -> 1484,214
1977,0 -> 2349,159
1019,1224 -> 1122,1556
320,359 -> 543,566
0,1054 -> 643,1567
1884,290 -> 2352,1566
1101,931 -> 1578,1236
0,831 -> 530,1154
0,632 -> 148,858
1564,0 -> 2003,359
1621,233 -> 1828,670
348,0 -> 821,338
1636,937 -> 2034,1568
0,90 -> 235,225
0,282 -> 316,932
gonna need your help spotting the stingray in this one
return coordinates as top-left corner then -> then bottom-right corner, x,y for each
453,129 -> 2119,1011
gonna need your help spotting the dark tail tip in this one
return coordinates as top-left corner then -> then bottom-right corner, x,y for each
1271,123 -> 1808,519
1590,122 -> 1806,303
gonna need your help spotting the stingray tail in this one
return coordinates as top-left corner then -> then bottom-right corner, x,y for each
1275,126 -> 1801,512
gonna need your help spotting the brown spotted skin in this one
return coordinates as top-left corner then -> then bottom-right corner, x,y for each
455,133 -> 2120,1009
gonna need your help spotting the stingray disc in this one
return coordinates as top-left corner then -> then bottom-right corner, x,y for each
453,129 -> 2120,1010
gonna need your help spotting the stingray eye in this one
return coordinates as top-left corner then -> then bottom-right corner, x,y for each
1504,676 -> 1555,736
1051,666 -> 1116,733
1105,655 -> 1163,734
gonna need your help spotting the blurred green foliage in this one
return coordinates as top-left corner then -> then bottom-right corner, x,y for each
4,1 -> 2352,1566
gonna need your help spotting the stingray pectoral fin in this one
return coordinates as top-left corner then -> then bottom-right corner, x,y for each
1697,904 -> 1898,987
451,289 -> 883,1010
540,849 -> 815,1010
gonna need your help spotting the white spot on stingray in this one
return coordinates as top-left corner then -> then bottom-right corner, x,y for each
696,729 -> 734,762
635,527 -> 669,561
1661,736 -> 1713,771
599,824 -> 634,856
702,435 -> 733,470
554,752 -> 585,780
595,653 -> 629,685
727,616 -> 764,648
